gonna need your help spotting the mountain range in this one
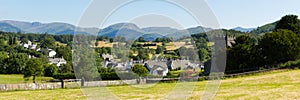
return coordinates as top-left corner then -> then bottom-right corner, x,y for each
232,27 -> 256,32
0,20 -> 213,40
0,20 -> 277,40
250,22 -> 277,34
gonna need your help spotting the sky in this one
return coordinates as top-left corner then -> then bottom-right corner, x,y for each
0,0 -> 300,29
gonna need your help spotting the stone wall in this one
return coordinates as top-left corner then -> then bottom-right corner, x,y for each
0,83 -> 61,91
84,79 -> 139,87
0,79 -> 140,91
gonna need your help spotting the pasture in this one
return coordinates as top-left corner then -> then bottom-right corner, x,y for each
0,74 -> 53,84
1,69 -> 300,99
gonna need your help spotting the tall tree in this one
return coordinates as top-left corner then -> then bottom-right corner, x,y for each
260,29 -> 300,65
23,58 -> 44,83
56,46 -> 72,62
40,36 -> 56,49
5,53 -> 29,74
226,35 -> 259,74
44,64 -> 58,77
156,45 -> 165,54
275,15 -> 300,33
0,52 -> 8,74
73,34 -> 99,81
132,64 -> 148,84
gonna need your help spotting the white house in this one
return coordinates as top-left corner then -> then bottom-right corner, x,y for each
167,60 -> 190,70
150,65 -> 168,76
20,43 -> 29,48
48,49 -> 57,58
23,43 -> 29,48
145,61 -> 169,76
29,44 -> 37,50
49,57 -> 67,66
102,54 -> 114,68
20,40 -> 32,48
102,54 -> 114,61
36,48 -> 41,51
27,40 -> 32,45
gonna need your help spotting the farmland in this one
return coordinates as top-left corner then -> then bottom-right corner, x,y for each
1,69 -> 300,100
0,74 -> 53,84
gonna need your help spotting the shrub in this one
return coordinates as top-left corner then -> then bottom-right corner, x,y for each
99,72 -> 138,80
53,73 -> 76,80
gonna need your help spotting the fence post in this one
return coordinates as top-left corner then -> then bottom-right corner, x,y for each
61,79 -> 64,88
81,77 -> 85,87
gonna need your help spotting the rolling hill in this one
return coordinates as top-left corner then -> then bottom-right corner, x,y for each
0,20 -> 212,40
232,27 -> 255,32
250,22 -> 277,34
0,22 -> 21,32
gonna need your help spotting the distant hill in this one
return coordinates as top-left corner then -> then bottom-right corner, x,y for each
0,23 -> 21,32
98,23 -> 212,40
142,27 -> 179,35
250,22 -> 277,34
0,20 -> 212,40
232,27 -> 255,33
0,20 -> 98,35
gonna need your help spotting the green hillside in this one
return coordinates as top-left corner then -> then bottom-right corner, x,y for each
1,69 -> 299,100
251,22 -> 277,34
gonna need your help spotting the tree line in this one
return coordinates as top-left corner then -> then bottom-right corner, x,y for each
225,15 -> 300,74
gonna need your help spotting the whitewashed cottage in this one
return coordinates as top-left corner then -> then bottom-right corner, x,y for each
49,57 -> 67,66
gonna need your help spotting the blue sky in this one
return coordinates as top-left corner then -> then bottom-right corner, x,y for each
0,0 -> 299,29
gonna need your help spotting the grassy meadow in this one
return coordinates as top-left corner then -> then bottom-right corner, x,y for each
0,74 -> 53,84
1,69 -> 300,99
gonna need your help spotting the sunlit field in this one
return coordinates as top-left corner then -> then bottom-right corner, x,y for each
1,69 -> 300,100
0,74 -> 53,84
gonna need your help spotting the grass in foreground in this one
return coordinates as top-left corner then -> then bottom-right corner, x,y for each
0,74 -> 53,84
1,69 -> 300,100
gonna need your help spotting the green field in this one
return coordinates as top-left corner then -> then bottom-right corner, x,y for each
0,74 -> 53,84
1,69 -> 300,100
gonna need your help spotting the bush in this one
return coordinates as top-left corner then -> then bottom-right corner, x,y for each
53,73 -> 76,79
278,60 -> 300,68
44,64 -> 58,77
148,74 -> 163,78
163,71 -> 179,78
99,72 -> 138,80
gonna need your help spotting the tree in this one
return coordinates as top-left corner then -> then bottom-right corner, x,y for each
44,64 -> 58,77
156,45 -> 165,54
5,53 -> 29,74
40,36 -> 56,49
132,64 -> 148,84
8,35 -> 17,45
137,37 -> 146,42
73,34 -> 99,81
0,38 -> 6,46
260,29 -> 300,65
20,36 -> 29,43
56,46 -> 72,62
132,64 -> 148,76
137,49 -> 150,60
0,52 -> 8,74
226,35 -> 259,74
23,58 -> 44,83
275,15 -> 300,33
198,48 -> 209,62
59,63 -> 73,73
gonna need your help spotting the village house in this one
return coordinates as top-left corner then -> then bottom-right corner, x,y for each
49,57 -> 67,67
20,40 -> 32,48
144,61 -> 169,76
167,59 -> 201,70
19,40 -> 41,51
48,49 -> 57,58
150,65 -> 168,76
102,54 -> 114,68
